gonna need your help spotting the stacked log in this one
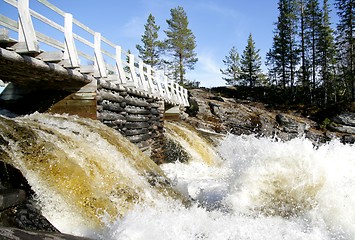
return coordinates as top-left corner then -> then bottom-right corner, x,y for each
97,80 -> 165,163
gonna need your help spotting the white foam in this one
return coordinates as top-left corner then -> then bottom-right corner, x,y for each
106,134 -> 354,240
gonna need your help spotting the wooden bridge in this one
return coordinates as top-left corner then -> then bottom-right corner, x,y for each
0,0 -> 189,119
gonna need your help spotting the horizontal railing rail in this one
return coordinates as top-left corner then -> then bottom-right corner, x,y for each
0,0 -> 189,106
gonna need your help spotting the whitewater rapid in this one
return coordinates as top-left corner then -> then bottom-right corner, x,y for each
105,134 -> 355,240
1,113 -> 354,239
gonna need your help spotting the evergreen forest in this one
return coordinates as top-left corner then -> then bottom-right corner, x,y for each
221,0 -> 354,107
136,1 -> 354,108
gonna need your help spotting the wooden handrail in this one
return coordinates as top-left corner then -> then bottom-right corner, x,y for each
0,0 -> 189,106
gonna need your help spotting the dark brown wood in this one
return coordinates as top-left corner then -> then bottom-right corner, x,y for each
48,97 -> 97,119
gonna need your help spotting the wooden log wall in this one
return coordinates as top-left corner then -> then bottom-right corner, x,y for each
97,79 -> 165,163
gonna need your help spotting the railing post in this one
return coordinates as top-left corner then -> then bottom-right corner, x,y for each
16,0 -> 39,53
63,13 -> 79,68
115,46 -> 127,84
183,88 -> 189,106
94,32 -> 107,78
146,65 -> 156,94
179,85 -> 186,106
176,83 -> 184,105
155,71 -> 165,98
164,76 -> 172,100
139,60 -> 148,90
129,54 -> 139,88
169,82 -> 177,104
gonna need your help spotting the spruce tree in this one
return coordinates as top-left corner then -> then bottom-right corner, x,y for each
220,46 -> 241,85
335,0 -> 355,101
240,33 -> 263,87
267,0 -> 300,90
266,49 -> 279,85
304,0 -> 323,101
136,14 -> 163,68
299,0 -> 310,93
319,0 -> 336,104
164,6 -> 198,84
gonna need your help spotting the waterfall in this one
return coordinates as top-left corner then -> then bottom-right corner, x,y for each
1,113 -> 354,240
164,121 -> 223,165
0,113 -> 187,237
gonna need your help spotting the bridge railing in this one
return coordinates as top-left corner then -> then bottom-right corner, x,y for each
0,0 -> 189,106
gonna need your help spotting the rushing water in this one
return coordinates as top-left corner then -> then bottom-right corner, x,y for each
0,113 -> 354,239
116,135 -> 355,240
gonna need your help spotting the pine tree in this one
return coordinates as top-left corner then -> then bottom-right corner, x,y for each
299,0 -> 310,93
266,49 -> 279,85
335,0 -> 355,101
220,46 -> 241,85
240,33 -> 263,87
136,14 -> 163,69
267,0 -> 300,90
164,6 -> 198,84
319,0 -> 337,104
304,0 -> 323,102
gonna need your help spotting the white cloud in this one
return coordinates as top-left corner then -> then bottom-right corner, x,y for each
122,17 -> 145,39
187,51 -> 225,88
198,1 -> 240,20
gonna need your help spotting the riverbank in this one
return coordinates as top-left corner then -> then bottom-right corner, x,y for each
183,87 -> 355,145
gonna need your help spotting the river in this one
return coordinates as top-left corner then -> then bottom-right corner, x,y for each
0,113 -> 354,240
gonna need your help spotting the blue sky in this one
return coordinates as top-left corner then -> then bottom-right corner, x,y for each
1,0 -> 338,87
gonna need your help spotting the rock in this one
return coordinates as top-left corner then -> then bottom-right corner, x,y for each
328,123 -> 355,134
209,96 -> 224,102
276,113 -> 306,135
0,226 -> 92,240
0,163 -> 59,233
208,102 -> 222,117
4,199 -> 59,233
185,97 -> 199,117
184,88 -> 331,143
0,189 -> 26,211
342,134 -> 355,144
332,112 -> 355,127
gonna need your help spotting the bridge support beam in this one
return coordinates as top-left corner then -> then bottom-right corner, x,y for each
47,80 -> 97,119
97,79 -> 167,163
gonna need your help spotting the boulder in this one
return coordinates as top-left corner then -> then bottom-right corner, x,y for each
0,227 -> 92,240
0,189 -> 26,211
184,88 -> 328,143
332,112 -> 355,127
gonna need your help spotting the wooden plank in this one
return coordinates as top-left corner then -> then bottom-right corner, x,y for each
36,51 -> 63,62
115,46 -> 127,84
101,35 -> 116,49
79,65 -> 95,74
48,98 -> 97,119
69,92 -> 96,100
77,49 -> 94,62
30,9 -> 64,33
0,28 -> 9,42
3,0 -> 17,8
129,54 -> 139,88
37,0 -> 66,16
36,31 -> 64,50
47,91 -> 97,119
94,32 -> 107,78
17,0 -> 39,53
73,33 -> 94,48
0,15 -> 63,51
0,14 -> 18,32
63,13 -> 79,68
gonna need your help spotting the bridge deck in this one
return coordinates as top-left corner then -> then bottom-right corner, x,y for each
0,47 -> 93,90
0,0 -> 189,108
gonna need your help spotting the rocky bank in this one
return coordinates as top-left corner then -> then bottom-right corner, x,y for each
183,88 -> 355,145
